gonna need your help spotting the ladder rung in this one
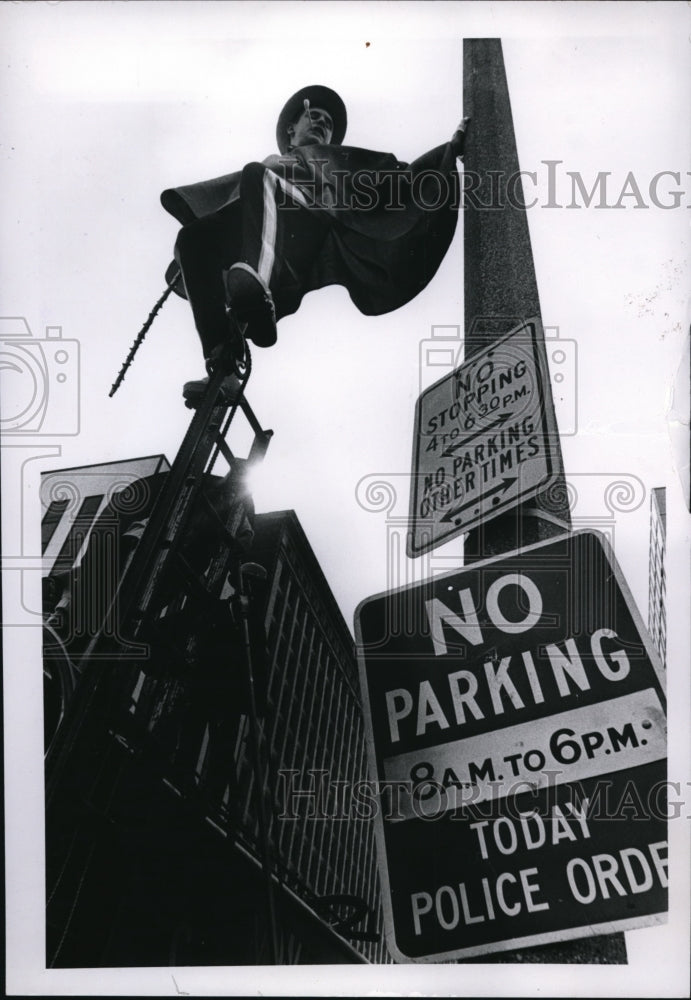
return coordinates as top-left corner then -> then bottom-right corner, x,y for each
214,435 -> 235,467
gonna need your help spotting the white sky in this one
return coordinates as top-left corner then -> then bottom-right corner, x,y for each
2,2 -> 690,996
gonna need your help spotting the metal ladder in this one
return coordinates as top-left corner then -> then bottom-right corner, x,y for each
45,345 -> 282,964
46,353 -> 270,786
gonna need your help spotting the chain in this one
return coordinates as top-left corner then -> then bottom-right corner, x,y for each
108,267 -> 181,398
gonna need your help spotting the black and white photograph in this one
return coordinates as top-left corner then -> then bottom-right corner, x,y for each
2,1 -> 689,995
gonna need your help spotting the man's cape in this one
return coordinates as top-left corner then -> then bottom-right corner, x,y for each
161,143 -> 460,319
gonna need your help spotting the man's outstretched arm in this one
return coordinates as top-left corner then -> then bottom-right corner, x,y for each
409,116 -> 470,173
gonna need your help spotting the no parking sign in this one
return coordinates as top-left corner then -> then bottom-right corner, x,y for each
356,531 -> 667,961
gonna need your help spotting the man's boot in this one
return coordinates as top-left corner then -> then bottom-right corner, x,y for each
182,369 -> 244,408
224,262 -> 277,348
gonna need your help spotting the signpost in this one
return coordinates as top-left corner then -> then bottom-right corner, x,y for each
408,318 -> 560,557
356,531 -> 667,962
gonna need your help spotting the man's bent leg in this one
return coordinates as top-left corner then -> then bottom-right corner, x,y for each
224,162 -> 286,347
227,162 -> 328,344
177,163 -> 328,357
175,204 -> 241,359
237,161 -> 328,290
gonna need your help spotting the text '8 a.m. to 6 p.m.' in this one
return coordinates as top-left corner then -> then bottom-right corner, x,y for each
355,531 -> 667,962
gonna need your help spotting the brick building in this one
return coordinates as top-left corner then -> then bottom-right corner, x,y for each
42,458 -> 388,965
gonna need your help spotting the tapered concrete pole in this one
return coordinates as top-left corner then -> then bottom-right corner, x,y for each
460,38 -> 626,965
463,38 -> 571,562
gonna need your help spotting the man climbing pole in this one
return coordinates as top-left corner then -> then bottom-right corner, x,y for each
159,85 -> 468,399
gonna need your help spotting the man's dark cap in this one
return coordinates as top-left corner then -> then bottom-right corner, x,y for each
276,85 -> 347,153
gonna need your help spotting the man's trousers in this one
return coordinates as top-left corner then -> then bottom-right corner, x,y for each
175,161 -> 329,357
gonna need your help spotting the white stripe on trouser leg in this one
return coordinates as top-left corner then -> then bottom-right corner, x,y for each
258,170 -> 279,287
258,171 -> 312,287
274,174 -> 311,209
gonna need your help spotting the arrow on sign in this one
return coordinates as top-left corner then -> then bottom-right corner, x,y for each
441,413 -> 512,458
439,477 -> 517,524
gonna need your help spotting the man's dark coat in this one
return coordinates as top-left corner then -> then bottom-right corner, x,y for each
161,142 -> 460,319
